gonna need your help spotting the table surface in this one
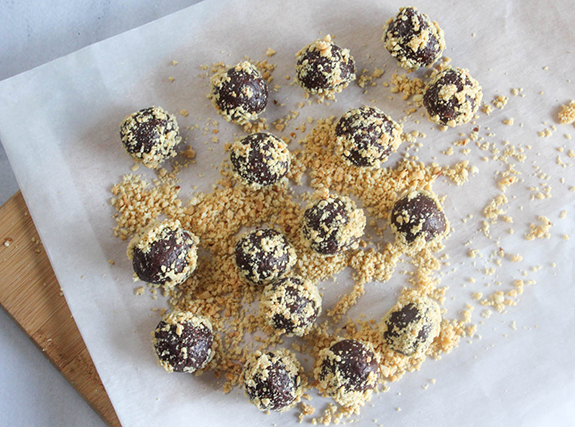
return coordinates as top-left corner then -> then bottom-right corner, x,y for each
0,1 -> 202,425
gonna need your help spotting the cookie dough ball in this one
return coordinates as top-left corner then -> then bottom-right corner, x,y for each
302,194 -> 366,256
235,229 -> 296,286
315,339 -> 379,407
261,277 -> 321,337
423,67 -> 482,127
153,311 -> 214,373
230,132 -> 291,188
383,7 -> 446,71
242,349 -> 306,412
390,190 -> 448,246
295,35 -> 356,98
120,106 -> 181,169
382,294 -> 441,356
210,61 -> 268,125
335,106 -> 403,168
127,219 -> 199,286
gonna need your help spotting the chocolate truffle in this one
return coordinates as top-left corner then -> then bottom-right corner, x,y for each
120,106 -> 181,169
382,294 -> 441,356
242,349 -> 306,412
153,310 -> 214,373
260,277 -> 321,337
127,219 -> 199,286
210,61 -> 269,125
423,66 -> 482,127
315,339 -> 379,407
230,132 -> 291,188
383,7 -> 446,71
295,35 -> 356,98
390,189 -> 448,246
302,194 -> 366,256
235,228 -> 296,286
335,106 -> 403,168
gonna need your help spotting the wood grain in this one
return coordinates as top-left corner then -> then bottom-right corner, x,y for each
0,191 -> 120,427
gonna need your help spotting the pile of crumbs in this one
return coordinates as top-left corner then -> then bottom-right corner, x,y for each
106,45 -> 575,424
110,115 -> 481,414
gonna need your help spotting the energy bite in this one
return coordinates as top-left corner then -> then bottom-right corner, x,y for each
127,219 -> 199,286
120,106 -> 181,169
423,66 -> 482,127
390,189 -> 448,246
260,276 -> 322,337
229,132 -> 291,188
335,106 -> 403,168
382,294 -> 441,356
210,61 -> 269,125
235,228 -> 296,286
152,310 -> 214,373
315,338 -> 379,408
295,34 -> 356,99
242,349 -> 306,412
383,6 -> 446,72
302,194 -> 366,256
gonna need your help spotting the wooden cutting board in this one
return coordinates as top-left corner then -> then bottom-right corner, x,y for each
0,191 -> 120,427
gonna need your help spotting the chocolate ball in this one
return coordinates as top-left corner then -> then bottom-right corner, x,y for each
243,349 -> 305,412
383,7 -> 446,71
335,106 -> 403,168
235,229 -> 296,286
127,219 -> 199,286
382,295 -> 441,356
302,195 -> 366,256
315,339 -> 379,407
390,190 -> 448,245
295,35 -> 356,98
261,277 -> 321,337
153,311 -> 214,373
230,132 -> 291,188
120,106 -> 181,169
210,61 -> 268,125
423,67 -> 482,127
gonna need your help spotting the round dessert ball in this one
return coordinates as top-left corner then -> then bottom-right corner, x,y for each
335,106 -> 403,168
382,294 -> 441,356
242,349 -> 306,412
260,277 -> 322,337
210,61 -> 268,125
423,67 -> 483,127
120,106 -> 181,169
235,228 -> 296,286
302,194 -> 366,256
229,132 -> 291,188
153,310 -> 214,373
127,219 -> 199,286
315,339 -> 379,407
295,34 -> 356,98
383,7 -> 446,71
390,190 -> 448,246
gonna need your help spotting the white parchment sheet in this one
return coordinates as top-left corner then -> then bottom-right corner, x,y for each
1,0 -> 574,425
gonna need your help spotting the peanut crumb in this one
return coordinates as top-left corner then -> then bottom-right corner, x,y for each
558,100 -> 575,124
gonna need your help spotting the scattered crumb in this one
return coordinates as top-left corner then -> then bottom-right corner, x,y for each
525,216 -> 552,240
558,100 -> 575,124
492,95 -> 508,109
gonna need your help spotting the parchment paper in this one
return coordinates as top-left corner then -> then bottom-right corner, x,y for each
1,0 -> 574,426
